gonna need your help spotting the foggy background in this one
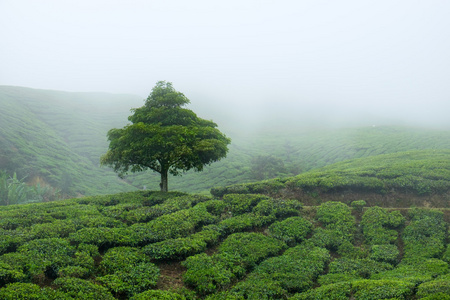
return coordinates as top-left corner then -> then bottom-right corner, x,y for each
1,0 -> 449,131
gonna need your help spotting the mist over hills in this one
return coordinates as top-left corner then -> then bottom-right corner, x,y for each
1,85 -> 450,197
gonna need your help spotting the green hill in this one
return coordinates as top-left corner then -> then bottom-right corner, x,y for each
0,86 -> 141,196
1,85 -> 450,198
213,150 -> 450,208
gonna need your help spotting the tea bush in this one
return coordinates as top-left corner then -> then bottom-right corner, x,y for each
369,244 -> 399,264
130,289 -> 190,300
221,276 -> 288,300
57,265 -> 90,278
328,257 -> 393,278
52,277 -> 114,300
68,227 -> 133,248
24,219 -> 77,240
130,206 -> 217,243
291,282 -> 351,300
317,273 -> 359,285
97,262 -> 160,297
0,282 -> 70,300
252,198 -> 302,218
268,216 -> 312,245
100,246 -> 148,275
218,232 -> 287,269
17,237 -> 75,278
371,258 -> 449,285
0,260 -> 27,286
182,253 -> 241,295
219,213 -> 275,234
222,194 -> 268,215
417,279 -> 450,298
124,195 -> 199,223
315,202 -> 355,241
310,202 -> 356,252
403,208 -> 446,259
143,237 -> 207,260
251,243 -> 330,293
361,206 -> 404,245
351,279 -> 415,300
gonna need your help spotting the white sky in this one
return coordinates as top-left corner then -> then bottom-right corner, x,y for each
1,0 -> 449,127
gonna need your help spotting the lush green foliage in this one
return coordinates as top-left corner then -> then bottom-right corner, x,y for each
0,188 -> 449,299
268,216 -> 313,245
361,206 -> 405,245
216,150 -> 450,202
101,81 -> 231,192
3,86 -> 450,196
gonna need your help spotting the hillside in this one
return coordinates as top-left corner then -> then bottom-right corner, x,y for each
1,85 -> 450,197
0,86 -> 141,196
212,150 -> 450,208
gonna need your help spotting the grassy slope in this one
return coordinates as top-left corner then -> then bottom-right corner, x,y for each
1,85 -> 450,196
0,86 -> 140,196
214,149 -> 450,207
133,126 -> 450,193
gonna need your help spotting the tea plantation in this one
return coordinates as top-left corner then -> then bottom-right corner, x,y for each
0,192 -> 448,299
0,150 -> 449,299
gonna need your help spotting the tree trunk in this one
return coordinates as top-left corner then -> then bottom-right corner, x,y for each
160,170 -> 168,192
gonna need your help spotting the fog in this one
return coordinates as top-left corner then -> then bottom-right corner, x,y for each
1,0 -> 450,131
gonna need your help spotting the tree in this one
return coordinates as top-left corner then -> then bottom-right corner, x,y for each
100,81 -> 231,192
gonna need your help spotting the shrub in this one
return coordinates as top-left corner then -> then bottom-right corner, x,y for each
130,289 -> 190,300
77,243 -> 100,258
211,185 -> 250,198
218,232 -> 287,269
328,258 -> 393,278
124,196 -> 195,223
225,276 -> 287,300
195,199 -> 227,216
317,273 -> 360,285
268,216 -> 312,245
369,244 -> 400,264
310,227 -> 349,251
402,209 -> 446,260
361,207 -> 404,245
25,220 -> 77,239
57,265 -> 90,278
0,261 -> 27,286
0,282 -> 70,300
52,277 -> 114,300
291,282 -> 351,300
181,253 -> 237,295
97,262 -> 160,297
371,258 -> 448,285
252,198 -> 302,218
252,244 -> 330,293
100,246 -> 148,275
337,240 -> 368,259
417,279 -> 450,298
68,227 -> 134,248
17,238 -> 75,278
351,200 -> 366,212
351,279 -> 415,300
222,194 -> 268,215
315,202 -> 355,242
130,207 -> 217,243
190,228 -> 222,246
442,245 -> 450,263
143,237 -> 207,261
219,213 -> 275,234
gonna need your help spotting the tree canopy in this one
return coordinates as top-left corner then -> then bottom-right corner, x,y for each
100,81 -> 231,192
